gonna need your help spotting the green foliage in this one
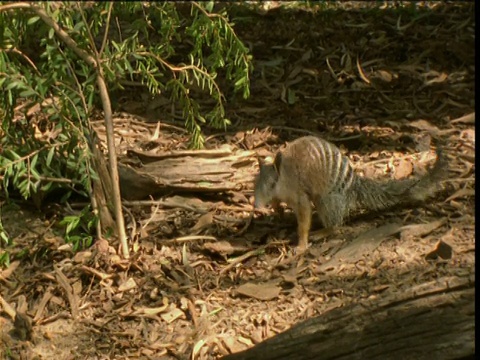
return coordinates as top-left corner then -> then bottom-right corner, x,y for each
0,2 -> 251,204
0,222 -> 10,267
1,4 -> 98,202
102,2 -> 252,146
59,205 -> 97,251
0,252 -> 9,268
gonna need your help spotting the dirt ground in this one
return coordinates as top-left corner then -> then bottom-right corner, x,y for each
0,2 -> 475,359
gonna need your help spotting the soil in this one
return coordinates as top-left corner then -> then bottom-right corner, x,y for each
0,2 -> 475,359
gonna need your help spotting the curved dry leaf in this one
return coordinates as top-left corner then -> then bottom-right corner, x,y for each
356,56 -> 371,84
451,112 -> 475,125
424,72 -> 448,86
445,188 -> 475,202
325,57 -> 338,80
408,119 -> 440,134
192,339 -> 207,360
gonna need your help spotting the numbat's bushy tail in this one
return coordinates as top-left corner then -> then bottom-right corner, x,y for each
254,135 -> 447,250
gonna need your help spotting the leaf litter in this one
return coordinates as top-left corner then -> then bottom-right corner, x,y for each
0,3 -> 475,359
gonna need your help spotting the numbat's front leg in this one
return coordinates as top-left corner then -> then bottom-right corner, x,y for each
292,193 -> 312,251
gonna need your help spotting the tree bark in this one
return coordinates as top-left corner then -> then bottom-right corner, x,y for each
223,274 -> 475,360
118,147 -> 256,199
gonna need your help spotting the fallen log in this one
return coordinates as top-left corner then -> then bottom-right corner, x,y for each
223,274 -> 475,360
118,146 -> 257,200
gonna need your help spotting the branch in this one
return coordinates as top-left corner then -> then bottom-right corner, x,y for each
27,4 -> 98,69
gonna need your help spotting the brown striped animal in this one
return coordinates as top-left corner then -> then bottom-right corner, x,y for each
254,135 -> 446,250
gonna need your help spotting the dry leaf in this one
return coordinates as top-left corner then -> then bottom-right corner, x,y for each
400,219 -> 446,242
317,223 -> 404,272
132,303 -> 169,316
118,278 -> 137,292
377,70 -> 393,82
73,251 -> 93,264
0,261 -> 20,280
161,306 -> 184,323
356,56 -> 371,84
58,244 -> 73,252
424,72 -> 448,86
450,112 -> 475,124
222,335 -> 248,354
394,159 -> 413,179
445,188 -> 475,202
372,284 -> 390,293
44,236 -> 64,246
281,271 -> 297,286
203,241 -> 250,256
94,238 -> 114,253
191,212 -> 214,233
425,240 -> 453,260
408,119 -> 440,134
230,191 -> 249,204
236,282 -> 281,301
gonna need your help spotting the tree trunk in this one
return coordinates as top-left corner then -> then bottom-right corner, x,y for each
223,274 -> 475,360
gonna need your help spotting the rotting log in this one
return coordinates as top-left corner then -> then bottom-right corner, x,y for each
118,146 -> 257,200
223,274 -> 475,360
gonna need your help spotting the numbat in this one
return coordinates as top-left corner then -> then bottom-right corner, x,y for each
254,135 -> 446,251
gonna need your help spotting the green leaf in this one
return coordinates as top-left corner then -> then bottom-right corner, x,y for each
287,88 -> 296,105
27,16 -> 40,25
124,59 -> 134,75
30,167 -> 41,181
5,81 -> 25,91
73,22 -> 85,32
40,181 -> 53,192
19,89 -> 37,98
7,149 -> 21,160
0,231 -> 10,245
234,76 -> 246,87
204,1 -> 214,12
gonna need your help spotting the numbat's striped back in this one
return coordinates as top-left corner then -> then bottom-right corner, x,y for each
254,135 -> 447,250
288,136 -> 355,194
